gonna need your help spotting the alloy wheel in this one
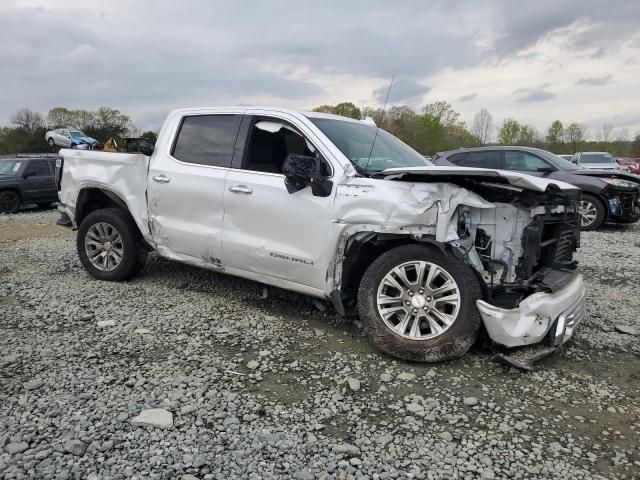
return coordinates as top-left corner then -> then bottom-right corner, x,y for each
84,222 -> 124,271
376,260 -> 461,340
579,200 -> 597,227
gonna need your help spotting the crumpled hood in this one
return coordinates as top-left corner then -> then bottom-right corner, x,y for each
381,165 -> 579,193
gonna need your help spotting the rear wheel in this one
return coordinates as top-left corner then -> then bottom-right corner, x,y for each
579,194 -> 605,230
77,208 -> 147,281
48,137 -> 55,149
0,191 -> 20,213
358,244 -> 482,362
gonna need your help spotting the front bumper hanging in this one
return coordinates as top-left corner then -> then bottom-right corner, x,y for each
476,273 -> 585,350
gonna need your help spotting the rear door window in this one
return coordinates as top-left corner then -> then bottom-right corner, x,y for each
29,160 -> 51,176
449,151 -> 501,169
172,115 -> 242,167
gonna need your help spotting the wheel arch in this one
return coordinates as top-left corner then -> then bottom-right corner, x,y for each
581,191 -> 609,222
0,187 -> 23,200
333,231 -> 450,316
76,187 -> 130,226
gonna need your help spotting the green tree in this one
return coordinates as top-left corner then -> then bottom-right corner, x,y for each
333,102 -> 361,119
517,125 -> 537,146
311,104 -> 336,114
497,118 -> 521,144
422,101 -> 460,128
631,133 -> 640,156
545,120 -> 564,149
141,131 -> 158,143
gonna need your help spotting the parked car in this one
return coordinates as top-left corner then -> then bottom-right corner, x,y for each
45,128 -> 98,149
616,157 -> 640,174
0,154 -> 59,213
433,146 -> 640,230
571,151 -> 628,171
56,107 -> 585,368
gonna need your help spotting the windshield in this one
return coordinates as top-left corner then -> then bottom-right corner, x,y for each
580,153 -> 615,164
543,152 -> 579,171
0,160 -> 23,175
69,131 -> 84,137
309,117 -> 430,172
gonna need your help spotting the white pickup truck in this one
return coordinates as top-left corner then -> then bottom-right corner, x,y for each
57,107 -> 585,367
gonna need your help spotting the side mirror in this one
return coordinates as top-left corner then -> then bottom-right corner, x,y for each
139,143 -> 154,156
282,154 -> 333,197
23,169 -> 36,178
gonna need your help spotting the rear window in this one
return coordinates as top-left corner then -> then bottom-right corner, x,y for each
449,151 -> 501,169
580,153 -> 615,164
172,115 -> 241,167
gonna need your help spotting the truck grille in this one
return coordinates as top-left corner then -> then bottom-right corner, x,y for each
516,210 -> 579,281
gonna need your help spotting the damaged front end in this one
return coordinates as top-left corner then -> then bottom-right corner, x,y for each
334,167 -> 585,369
443,180 -> 584,368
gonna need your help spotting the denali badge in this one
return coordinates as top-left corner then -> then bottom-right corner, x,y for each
270,252 -> 314,266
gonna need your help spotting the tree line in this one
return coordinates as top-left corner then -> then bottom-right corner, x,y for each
0,107 -> 157,155
313,102 -> 640,157
2,103 -> 639,157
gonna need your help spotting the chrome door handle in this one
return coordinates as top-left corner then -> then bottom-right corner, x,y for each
228,185 -> 253,194
152,175 -> 170,184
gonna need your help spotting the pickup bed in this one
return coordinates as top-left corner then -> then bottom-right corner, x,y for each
57,107 -> 586,366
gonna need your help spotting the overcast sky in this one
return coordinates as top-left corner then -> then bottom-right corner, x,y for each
2,0 -> 640,139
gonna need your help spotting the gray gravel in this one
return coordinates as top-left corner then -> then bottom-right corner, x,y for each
1,210 -> 639,479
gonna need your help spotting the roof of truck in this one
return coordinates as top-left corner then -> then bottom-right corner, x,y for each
168,106 -> 368,124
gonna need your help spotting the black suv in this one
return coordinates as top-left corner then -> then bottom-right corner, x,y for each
0,154 -> 59,213
433,146 -> 640,230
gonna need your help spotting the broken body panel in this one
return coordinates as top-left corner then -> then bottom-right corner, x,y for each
57,107 -> 585,354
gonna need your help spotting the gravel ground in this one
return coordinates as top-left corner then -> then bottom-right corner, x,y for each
1,209 -> 639,480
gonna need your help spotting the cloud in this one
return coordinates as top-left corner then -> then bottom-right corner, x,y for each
373,76 -> 431,105
513,85 -> 556,102
575,75 -> 612,86
0,0 -> 639,132
457,93 -> 477,102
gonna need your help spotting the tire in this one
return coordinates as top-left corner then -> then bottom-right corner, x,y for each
77,208 -> 147,281
579,194 -> 606,231
358,244 -> 483,362
48,137 -> 55,149
0,191 -> 21,214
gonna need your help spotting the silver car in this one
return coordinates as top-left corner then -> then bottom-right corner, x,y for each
45,128 -> 97,149
571,151 -> 629,172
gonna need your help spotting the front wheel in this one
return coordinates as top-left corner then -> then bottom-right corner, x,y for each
358,244 -> 483,362
77,208 -> 147,281
579,194 -> 605,230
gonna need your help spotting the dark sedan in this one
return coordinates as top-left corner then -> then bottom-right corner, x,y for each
432,146 -> 640,230
0,154 -> 59,213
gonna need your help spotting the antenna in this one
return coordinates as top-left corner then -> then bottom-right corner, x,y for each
365,75 -> 395,173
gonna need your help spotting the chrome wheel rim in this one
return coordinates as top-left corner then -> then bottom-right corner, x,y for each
579,200 -> 597,227
376,261 -> 461,340
84,222 -> 124,271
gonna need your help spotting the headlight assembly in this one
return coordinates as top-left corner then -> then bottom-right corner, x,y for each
599,177 -> 638,188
